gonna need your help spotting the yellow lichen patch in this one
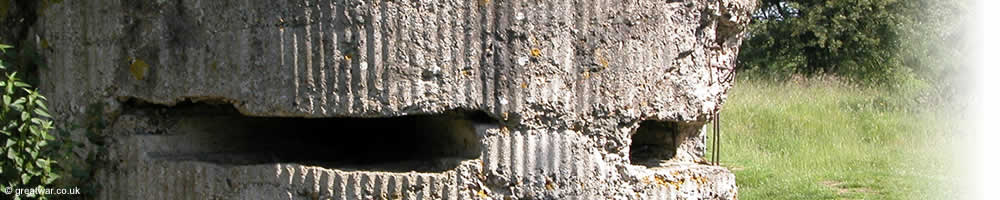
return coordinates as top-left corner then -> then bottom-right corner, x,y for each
672,179 -> 684,189
652,176 -> 669,187
477,190 -> 489,199
530,48 -> 541,57
693,176 -> 709,185
593,49 -> 610,68
651,175 -> 684,190
40,38 -> 50,49
129,58 -> 149,81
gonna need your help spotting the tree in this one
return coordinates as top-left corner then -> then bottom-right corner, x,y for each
738,0 -> 966,85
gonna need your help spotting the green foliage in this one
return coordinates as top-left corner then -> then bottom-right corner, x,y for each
894,0 -> 968,83
738,0 -> 967,86
0,44 -> 58,200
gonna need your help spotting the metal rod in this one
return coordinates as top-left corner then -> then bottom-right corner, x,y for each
716,112 -> 721,165
714,112 -> 721,165
712,112 -> 719,165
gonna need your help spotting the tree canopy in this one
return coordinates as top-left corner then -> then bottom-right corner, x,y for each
738,0 -> 968,85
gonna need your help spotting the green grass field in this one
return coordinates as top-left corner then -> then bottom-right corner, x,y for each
707,76 -> 964,199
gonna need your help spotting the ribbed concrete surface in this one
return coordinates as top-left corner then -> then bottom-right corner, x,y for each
97,160 -> 737,199
36,0 -> 755,199
38,0 -> 751,121
99,162 -> 463,200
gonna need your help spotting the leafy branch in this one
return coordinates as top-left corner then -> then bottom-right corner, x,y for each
0,44 -> 58,200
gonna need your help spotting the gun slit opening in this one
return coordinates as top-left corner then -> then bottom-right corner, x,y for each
128,100 -> 499,172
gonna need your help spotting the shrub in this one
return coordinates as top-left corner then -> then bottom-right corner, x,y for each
0,44 -> 58,200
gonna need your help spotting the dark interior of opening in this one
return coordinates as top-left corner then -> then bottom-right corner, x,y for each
629,120 -> 680,166
130,100 -> 499,172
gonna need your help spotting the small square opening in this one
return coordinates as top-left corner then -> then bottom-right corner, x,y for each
629,120 -> 680,165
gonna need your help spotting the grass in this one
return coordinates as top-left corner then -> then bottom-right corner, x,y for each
706,75 -> 964,199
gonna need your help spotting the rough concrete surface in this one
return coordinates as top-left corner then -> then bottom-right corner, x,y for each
33,0 -> 755,199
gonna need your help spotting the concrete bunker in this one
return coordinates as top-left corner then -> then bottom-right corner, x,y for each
630,120 -> 681,165
130,100 -> 499,172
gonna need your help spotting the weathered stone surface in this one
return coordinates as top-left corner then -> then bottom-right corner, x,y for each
35,0 -> 755,199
